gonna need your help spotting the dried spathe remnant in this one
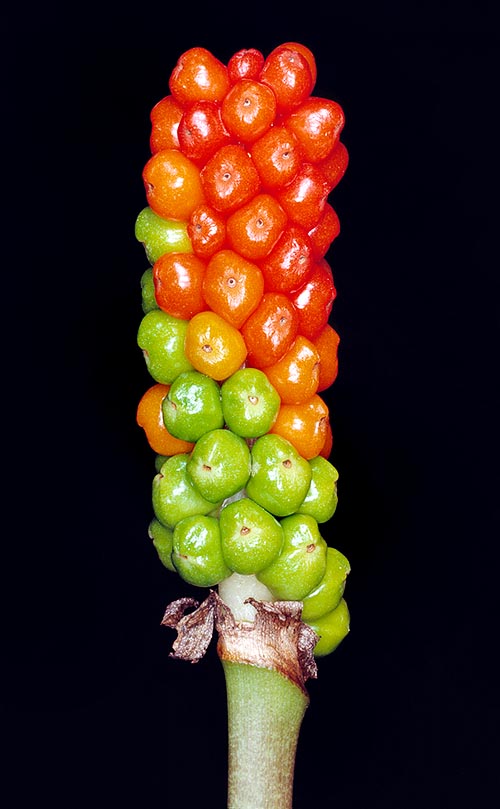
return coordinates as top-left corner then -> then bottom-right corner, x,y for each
161,591 -> 318,694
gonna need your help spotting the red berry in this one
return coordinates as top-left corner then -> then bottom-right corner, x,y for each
250,125 -> 301,189
260,46 -> 313,113
226,193 -> 287,260
187,204 -> 227,259
285,97 -> 345,162
153,252 -> 208,319
177,101 -> 231,165
169,47 -> 230,106
259,225 -> 314,293
241,292 -> 299,368
280,42 -> 317,89
290,258 -> 337,339
201,144 -> 261,213
308,203 -> 341,259
221,79 -> 277,143
317,141 -> 349,190
276,163 -> 330,230
228,48 -> 265,83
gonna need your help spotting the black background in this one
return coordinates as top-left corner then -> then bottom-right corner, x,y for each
3,1 -> 498,807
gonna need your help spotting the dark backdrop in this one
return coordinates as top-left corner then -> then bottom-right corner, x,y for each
3,2 -> 498,807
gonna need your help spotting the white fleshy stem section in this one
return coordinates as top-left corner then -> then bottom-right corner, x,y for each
218,573 -> 274,622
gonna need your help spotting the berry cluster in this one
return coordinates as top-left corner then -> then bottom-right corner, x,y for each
136,44 -> 350,657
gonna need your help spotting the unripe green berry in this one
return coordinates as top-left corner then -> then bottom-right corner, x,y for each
135,206 -> 193,264
297,456 -> 339,523
172,514 -> 231,587
187,429 -> 251,503
138,310 -> 193,384
306,598 -> 350,657
257,513 -> 327,600
140,267 -> 159,313
148,517 -> 175,572
219,497 -> 284,575
300,546 -> 350,621
153,454 -> 221,529
162,371 -> 224,442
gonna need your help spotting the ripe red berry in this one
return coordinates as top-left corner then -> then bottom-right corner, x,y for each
201,144 -> 261,213
169,47 -> 230,106
226,194 -> 287,260
241,292 -> 299,368
177,101 -> 231,165
285,97 -> 345,162
153,252 -> 208,319
317,141 -> 349,190
221,79 -> 277,143
250,125 -> 301,189
228,48 -> 265,83
276,163 -> 330,231
187,204 -> 227,259
290,258 -> 337,339
260,46 -> 313,113
259,225 -> 314,293
280,42 -> 317,89
308,203 -> 341,259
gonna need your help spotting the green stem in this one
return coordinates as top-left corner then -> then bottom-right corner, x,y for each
222,661 -> 309,809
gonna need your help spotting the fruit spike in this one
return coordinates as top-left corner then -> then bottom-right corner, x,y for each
136,42 -> 350,658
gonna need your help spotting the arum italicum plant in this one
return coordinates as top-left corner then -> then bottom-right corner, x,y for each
135,42 -> 351,809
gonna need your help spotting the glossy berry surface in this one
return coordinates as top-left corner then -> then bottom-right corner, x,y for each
136,42 -> 350,657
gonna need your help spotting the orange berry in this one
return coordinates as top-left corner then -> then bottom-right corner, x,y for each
270,394 -> 329,459
260,46 -> 313,112
169,47 -> 230,106
221,79 -> 277,143
137,383 -> 194,456
264,335 -> 321,404
241,292 -> 299,369
185,311 -> 247,381
149,95 -> 183,153
188,204 -> 226,259
308,203 -> 341,259
153,252 -> 208,319
201,144 -> 261,213
250,125 -> 301,189
202,249 -> 264,329
226,193 -> 287,260
285,97 -> 345,163
143,149 -> 204,221
319,417 -> 333,459
313,324 -> 340,391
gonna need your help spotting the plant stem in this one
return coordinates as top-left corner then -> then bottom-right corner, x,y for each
222,660 -> 309,809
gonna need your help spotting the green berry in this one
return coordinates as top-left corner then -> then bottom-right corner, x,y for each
246,434 -> 312,517
257,513 -> 327,601
148,517 -> 175,572
140,267 -> 159,313
162,371 -> 224,442
300,546 -> 350,621
297,456 -> 339,523
221,368 -> 281,438
306,598 -> 350,657
135,206 -> 193,264
187,429 -> 251,503
152,454 -> 220,529
137,309 -> 193,384
219,497 -> 284,575
172,514 -> 231,587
